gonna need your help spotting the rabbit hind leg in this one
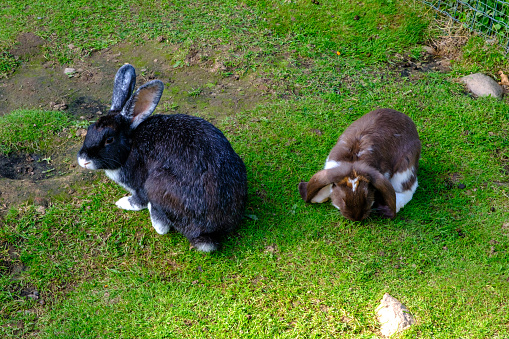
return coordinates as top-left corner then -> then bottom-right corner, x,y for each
148,202 -> 172,235
189,234 -> 219,253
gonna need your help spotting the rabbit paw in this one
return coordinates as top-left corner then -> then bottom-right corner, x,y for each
115,196 -> 147,211
377,204 -> 395,219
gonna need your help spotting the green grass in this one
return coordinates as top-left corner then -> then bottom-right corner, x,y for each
0,0 -> 431,76
0,109 -> 71,155
1,0 -> 509,338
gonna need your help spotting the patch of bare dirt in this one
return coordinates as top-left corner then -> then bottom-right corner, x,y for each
9,33 -> 45,59
0,154 -> 54,180
391,50 -> 452,78
0,241 -> 25,278
390,20 -> 469,79
0,143 -> 98,210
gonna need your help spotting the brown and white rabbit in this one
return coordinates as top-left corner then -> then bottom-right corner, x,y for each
77,64 -> 248,252
299,108 -> 421,221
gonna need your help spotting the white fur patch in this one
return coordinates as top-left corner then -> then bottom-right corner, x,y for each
194,242 -> 217,253
324,160 -> 342,170
331,201 -> 341,210
390,167 -> 415,192
105,169 -> 135,194
395,179 -> 418,212
311,184 -> 332,203
77,156 -> 97,170
105,169 -> 122,183
348,177 -> 359,192
115,196 -> 146,211
148,203 -> 170,234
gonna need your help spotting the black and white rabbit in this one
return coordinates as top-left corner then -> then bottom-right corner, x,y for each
78,64 -> 248,252
299,108 -> 421,221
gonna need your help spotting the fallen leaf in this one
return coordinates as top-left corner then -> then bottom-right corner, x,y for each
498,71 -> 509,86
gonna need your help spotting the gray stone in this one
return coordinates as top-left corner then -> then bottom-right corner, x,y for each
376,293 -> 415,337
461,73 -> 504,99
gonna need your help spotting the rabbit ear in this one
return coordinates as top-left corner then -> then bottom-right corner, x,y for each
367,167 -> 396,218
121,80 -> 164,129
111,64 -> 136,112
299,164 -> 352,202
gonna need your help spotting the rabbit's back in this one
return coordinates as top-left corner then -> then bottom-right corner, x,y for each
131,114 -> 247,234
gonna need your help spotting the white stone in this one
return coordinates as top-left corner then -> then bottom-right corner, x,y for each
64,67 -> 76,75
461,73 -> 503,99
375,293 -> 415,337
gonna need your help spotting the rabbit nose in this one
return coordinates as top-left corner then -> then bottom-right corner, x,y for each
77,156 -> 91,169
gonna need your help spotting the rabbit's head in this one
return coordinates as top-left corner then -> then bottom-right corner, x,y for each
77,64 -> 164,170
299,162 -> 396,221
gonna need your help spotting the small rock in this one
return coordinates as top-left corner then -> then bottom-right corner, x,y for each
423,46 -> 435,54
458,183 -> 466,189
51,102 -> 68,111
76,128 -> 87,137
64,67 -> 76,75
460,73 -> 504,99
376,293 -> 415,337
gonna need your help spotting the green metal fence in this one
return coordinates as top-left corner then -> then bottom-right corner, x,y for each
421,0 -> 509,52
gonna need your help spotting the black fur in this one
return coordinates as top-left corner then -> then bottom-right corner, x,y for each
78,65 -> 247,251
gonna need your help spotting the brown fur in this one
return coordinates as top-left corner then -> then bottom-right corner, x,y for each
299,108 -> 420,221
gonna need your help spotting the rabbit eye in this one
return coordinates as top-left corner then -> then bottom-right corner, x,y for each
105,137 -> 114,145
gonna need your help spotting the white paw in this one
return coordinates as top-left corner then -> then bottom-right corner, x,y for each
148,203 -> 170,234
151,218 -> 170,234
115,196 -> 146,211
194,242 -> 217,253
